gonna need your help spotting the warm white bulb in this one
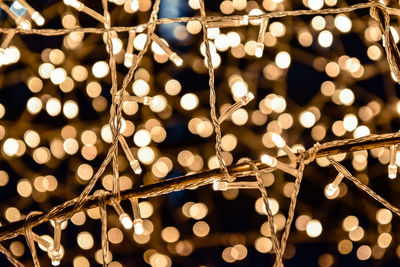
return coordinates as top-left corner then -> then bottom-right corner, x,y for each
50,249 -> 61,266
325,183 -> 338,197
124,53 -> 133,67
170,53 -> 183,67
63,0 -> 83,9
134,219 -> 144,235
271,133 -> 286,148
213,180 -> 227,191
31,12 -> 45,26
130,160 -> 142,174
261,154 -> 277,167
119,213 -> 133,229
388,164 -> 397,179
254,43 -> 264,58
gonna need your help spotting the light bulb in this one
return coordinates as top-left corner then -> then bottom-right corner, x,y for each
130,0 -> 139,11
130,160 -> 142,174
31,11 -> 45,26
124,53 -> 134,67
130,197 -> 143,234
271,133 -> 286,148
50,220 -> 62,266
112,199 -> 134,229
388,145 -> 397,179
254,43 -> 264,58
118,135 -> 142,174
254,18 -> 268,58
388,164 -> 397,179
50,250 -> 61,266
170,53 -> 183,67
119,213 -> 133,229
134,218 -> 144,235
63,0 -> 83,10
261,154 -> 277,167
213,180 -> 227,191
325,183 -> 338,197
16,17 -> 31,30
240,92 -> 254,105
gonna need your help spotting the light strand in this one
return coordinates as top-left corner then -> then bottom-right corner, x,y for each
0,133 -> 399,242
99,191 -> 109,267
199,0 -> 233,183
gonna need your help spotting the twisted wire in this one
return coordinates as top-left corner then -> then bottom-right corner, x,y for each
0,243 -> 23,267
99,191 -> 109,267
238,158 -> 282,264
23,211 -> 43,267
199,0 -> 232,182
327,157 -> 400,217
274,154 -> 305,267
61,0 -> 161,221
0,3 -> 374,36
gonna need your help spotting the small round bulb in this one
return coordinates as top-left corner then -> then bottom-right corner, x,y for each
261,154 -> 277,167
134,219 -> 144,235
388,164 -> 397,179
119,213 -> 133,229
325,183 -> 338,197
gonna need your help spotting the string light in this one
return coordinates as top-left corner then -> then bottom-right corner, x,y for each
150,33 -> 183,66
260,154 -> 297,177
0,0 -> 400,266
17,0 -> 45,26
255,18 -> 269,58
218,92 -> 254,124
111,199 -> 133,230
129,197 -> 144,235
118,135 -> 142,174
388,145 -> 397,179
213,181 -> 259,191
50,220 -> 62,266
325,173 -> 344,199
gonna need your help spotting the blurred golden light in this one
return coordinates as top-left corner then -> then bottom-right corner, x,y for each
161,226 -> 180,243
376,209 -> 392,224
356,245 -> 371,260
180,93 -> 199,110
193,221 -> 210,237
92,61 -> 109,78
306,220 -> 322,237
338,239 -> 353,254
77,231 -> 94,250
46,98 -> 62,116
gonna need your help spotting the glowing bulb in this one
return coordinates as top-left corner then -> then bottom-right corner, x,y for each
261,154 -> 277,167
388,145 -> 397,179
275,51 -> 291,69
50,68 -> 67,85
271,133 -> 286,148
134,219 -> 144,235
31,11 -> 45,26
325,173 -> 344,198
63,0 -> 83,10
149,95 -> 167,112
119,213 -> 133,229
325,183 -> 338,197
130,0 -> 139,11
388,164 -> 397,179
16,17 -> 31,30
124,53 -> 134,67
254,43 -> 264,58
3,138 -> 19,156
180,93 -> 199,110
170,53 -> 183,66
